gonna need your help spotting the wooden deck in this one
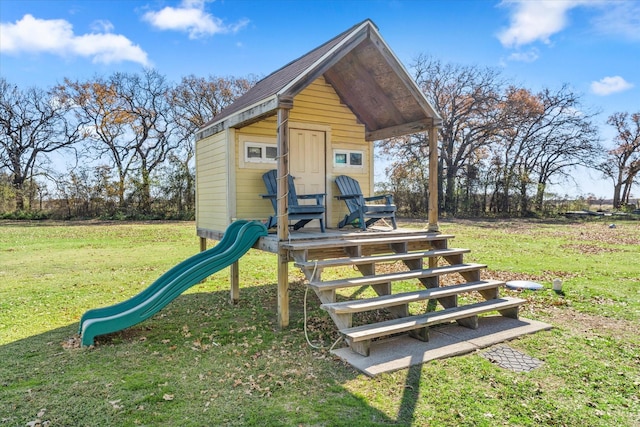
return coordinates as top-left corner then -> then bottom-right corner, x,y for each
252,225 -> 445,257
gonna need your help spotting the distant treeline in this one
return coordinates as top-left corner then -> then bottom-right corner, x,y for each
1,56 -> 638,220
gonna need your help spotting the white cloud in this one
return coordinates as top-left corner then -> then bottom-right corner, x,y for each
590,76 -> 634,95
143,0 -> 248,39
498,0 -> 640,48
90,19 -> 114,33
0,14 -> 149,66
507,48 -> 539,63
591,1 -> 640,41
497,0 -> 584,48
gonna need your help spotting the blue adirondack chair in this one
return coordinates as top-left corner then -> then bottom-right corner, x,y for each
261,169 -> 326,232
335,175 -> 397,230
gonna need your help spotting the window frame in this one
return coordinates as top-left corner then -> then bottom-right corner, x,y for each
243,141 -> 277,164
333,149 -> 364,169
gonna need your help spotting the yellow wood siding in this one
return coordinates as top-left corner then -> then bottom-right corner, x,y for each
234,119 -> 278,223
196,129 -> 229,232
197,76 -> 374,232
291,77 -> 372,228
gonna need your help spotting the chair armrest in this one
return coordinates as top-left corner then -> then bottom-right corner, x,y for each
364,194 -> 393,204
297,193 -> 325,204
297,193 -> 326,199
335,193 -> 361,200
260,194 -> 276,200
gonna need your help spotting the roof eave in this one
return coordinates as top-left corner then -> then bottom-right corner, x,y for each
196,95 -> 280,140
366,23 -> 443,123
277,20 -> 372,98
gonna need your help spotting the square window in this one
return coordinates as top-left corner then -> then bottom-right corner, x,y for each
335,153 -> 347,164
241,139 -> 277,167
247,147 -> 262,158
266,146 -> 277,159
350,152 -> 363,166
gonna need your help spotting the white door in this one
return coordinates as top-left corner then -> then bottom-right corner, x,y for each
290,128 -> 325,194
289,129 -> 326,217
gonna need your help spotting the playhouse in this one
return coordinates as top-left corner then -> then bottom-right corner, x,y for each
195,19 -> 440,237
77,21 -> 550,366
193,20 -> 549,370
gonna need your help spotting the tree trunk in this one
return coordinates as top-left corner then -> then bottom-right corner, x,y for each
612,182 -> 622,209
12,174 -> 25,211
140,165 -> 151,214
535,182 -> 546,212
444,167 -> 457,215
518,177 -> 529,215
621,179 -> 634,208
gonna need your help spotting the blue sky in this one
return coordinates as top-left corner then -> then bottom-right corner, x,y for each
1,0 -> 639,198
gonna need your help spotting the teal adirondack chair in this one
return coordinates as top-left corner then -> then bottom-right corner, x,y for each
335,175 -> 397,230
261,169 -> 326,232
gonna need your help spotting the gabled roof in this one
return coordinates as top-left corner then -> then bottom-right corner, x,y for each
197,19 -> 441,141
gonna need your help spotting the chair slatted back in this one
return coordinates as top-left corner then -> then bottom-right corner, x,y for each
335,175 -> 365,214
262,170 -> 302,208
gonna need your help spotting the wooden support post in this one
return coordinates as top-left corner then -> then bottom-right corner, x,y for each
277,247 -> 289,328
199,237 -> 208,284
230,261 -> 239,304
276,96 -> 293,328
427,126 -> 440,232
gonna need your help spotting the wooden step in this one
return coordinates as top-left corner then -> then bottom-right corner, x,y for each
321,280 -> 505,314
282,233 -> 455,251
342,297 -> 526,356
308,263 -> 487,292
295,248 -> 470,271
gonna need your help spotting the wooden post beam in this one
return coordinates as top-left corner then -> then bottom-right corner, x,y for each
276,96 -> 293,328
427,126 -> 440,232
199,237 -> 208,285
230,261 -> 240,304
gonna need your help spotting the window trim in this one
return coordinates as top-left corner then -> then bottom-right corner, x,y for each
333,149 -> 364,168
243,141 -> 277,164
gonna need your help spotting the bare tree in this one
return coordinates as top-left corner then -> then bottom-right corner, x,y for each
527,86 -> 601,211
491,85 -> 600,213
169,74 -> 257,138
377,133 -> 430,214
490,87 -> 544,213
116,69 -> 179,213
166,74 -> 257,213
411,55 -> 503,215
54,76 -> 135,209
599,112 -> 640,208
0,78 -> 83,211
55,70 -> 181,213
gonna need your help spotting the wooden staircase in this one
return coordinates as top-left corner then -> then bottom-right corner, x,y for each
284,231 -> 526,357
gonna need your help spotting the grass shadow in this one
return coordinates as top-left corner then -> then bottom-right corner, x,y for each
0,282 -> 418,426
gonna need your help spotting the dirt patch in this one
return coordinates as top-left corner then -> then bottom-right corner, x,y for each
482,269 -> 578,283
532,305 -> 638,341
565,224 -> 640,246
61,335 -> 83,349
561,243 -> 621,255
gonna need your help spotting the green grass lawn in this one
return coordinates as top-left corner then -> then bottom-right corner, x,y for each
1,219 -> 638,426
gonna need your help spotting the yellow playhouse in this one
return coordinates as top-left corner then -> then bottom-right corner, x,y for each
193,20 -> 549,371
195,19 -> 441,238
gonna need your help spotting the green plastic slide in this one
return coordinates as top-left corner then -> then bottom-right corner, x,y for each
79,220 -> 267,346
